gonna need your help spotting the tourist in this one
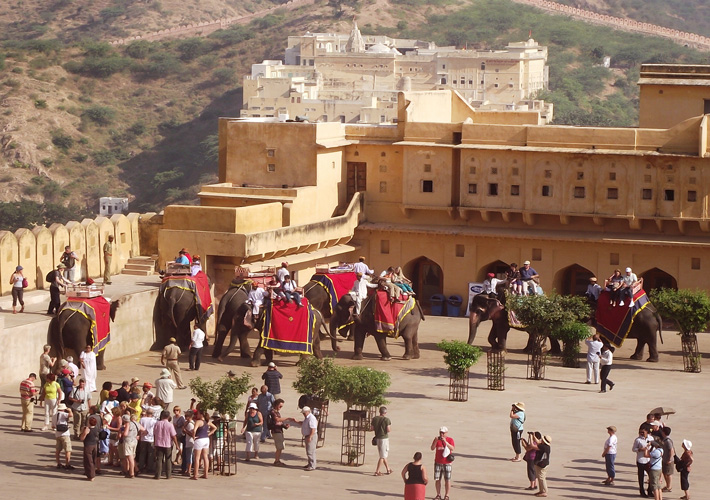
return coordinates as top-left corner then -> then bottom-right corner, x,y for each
80,416 -> 101,481
100,390 -> 119,417
646,437 -> 664,500
19,372 -> 38,432
173,406 -> 186,467
677,440 -> 693,500
68,378 -> 91,439
430,426 -> 455,500
189,410 -> 217,480
107,406 -> 122,467
585,334 -> 604,385
262,362 -> 283,396
154,410 -> 179,479
189,326 -> 205,371
605,269 -> 624,306
660,427 -> 675,493
521,431 -> 540,490
140,382 -> 155,407
161,337 -> 186,389
352,256 -> 374,276
175,250 -> 190,265
633,426 -> 654,497
599,345 -> 615,392
61,245 -> 79,282
402,451 -> 428,500
392,266 -> 414,295
602,426 -> 617,485
534,434 -> 551,497
65,356 -> 80,379
520,261 -> 539,295
42,373 -> 63,431
270,399 -> 289,466
121,413 -> 142,478
116,380 -> 131,403
620,267 -> 639,307
371,406 -> 392,476
241,403 -> 263,460
506,263 -> 523,295
48,263 -> 69,314
257,385 -> 274,442
509,402 -> 526,461
80,345 -> 98,393
53,403 -> 74,469
295,406 -> 318,471
38,345 -> 56,404
155,368 -> 178,410
9,265 -> 25,313
137,407 -> 157,475
182,410 -> 195,476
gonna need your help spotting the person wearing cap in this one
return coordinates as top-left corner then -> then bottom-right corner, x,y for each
189,325 -> 206,371
584,333 -> 604,385
430,426 -> 455,500
633,426 -> 654,497
69,378 -> 91,439
102,235 -> 114,285
602,426 -> 617,485
262,362 -> 283,396
533,434 -> 552,497
155,368 -> 178,410
140,382 -> 155,407
599,344 -> 615,393
241,403 -> 264,460
9,264 -> 25,314
48,263 -> 70,315
520,261 -> 539,295
161,337 -> 186,389
19,373 -> 38,432
510,402 -> 526,461
585,277 -> 602,302
58,368 -> 74,407
276,261 -> 290,284
677,440 -> 693,500
80,344 -> 98,393
54,402 -> 74,469
645,437 -> 664,500
101,390 -> 119,417
371,406 -> 393,476
619,267 -> 639,307
660,426 -> 675,493
353,256 -> 375,277
294,406 -> 318,470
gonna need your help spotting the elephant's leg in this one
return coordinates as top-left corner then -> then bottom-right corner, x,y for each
238,329 -> 253,358
401,331 -> 413,360
411,328 -> 420,359
96,349 -> 107,371
375,335 -> 392,361
312,331 -> 323,359
630,339 -> 646,361
211,324 -> 228,358
523,333 -> 535,353
352,328 -> 365,360
646,335 -> 659,362
265,349 -> 274,363
487,325 -> 500,351
549,337 -> 561,355
250,342 -> 265,367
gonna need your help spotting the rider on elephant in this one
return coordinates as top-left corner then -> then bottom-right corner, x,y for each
349,273 -> 378,315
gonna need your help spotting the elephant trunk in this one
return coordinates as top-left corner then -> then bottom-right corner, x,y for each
468,311 -> 481,345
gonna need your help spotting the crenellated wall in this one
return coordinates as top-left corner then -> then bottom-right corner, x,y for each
0,213 -> 146,295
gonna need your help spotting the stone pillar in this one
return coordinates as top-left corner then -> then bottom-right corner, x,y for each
127,213 -> 141,258
66,221 -> 86,282
82,218 -> 101,279
111,214 -> 132,273
32,226 -> 53,290
14,228 -> 37,290
0,231 -> 19,295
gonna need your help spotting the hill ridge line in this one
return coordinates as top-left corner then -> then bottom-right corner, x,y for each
510,0 -> 710,51
108,0 -> 314,46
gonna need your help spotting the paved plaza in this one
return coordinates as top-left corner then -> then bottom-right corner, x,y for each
1,311 -> 706,499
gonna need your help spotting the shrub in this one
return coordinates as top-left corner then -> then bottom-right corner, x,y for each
23,184 -> 40,195
51,130 -> 74,151
69,56 -> 131,78
292,357 -> 338,399
437,340 -> 482,377
29,56 -> 51,70
550,321 -> 591,368
177,38 -> 207,61
0,53 -> 4,71
189,373 -> 251,418
152,168 -> 184,187
92,150 -> 115,166
133,52 -> 182,79
40,158 -> 54,167
34,99 -> 47,109
212,67 -> 235,84
83,105 -> 116,126
83,42 -> 113,58
72,153 -> 88,163
125,40 -> 153,59
329,365 -> 390,409
650,288 -> 710,338
100,5 -> 126,22
209,25 -> 253,47
127,122 -> 146,136
4,78 -> 21,89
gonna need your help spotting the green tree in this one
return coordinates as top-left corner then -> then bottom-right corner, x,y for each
508,293 -> 590,339
551,321 -> 592,368
292,356 -> 338,399
329,366 -> 390,409
650,288 -> 710,337
83,105 -> 116,126
437,340 -> 482,377
189,373 -> 251,418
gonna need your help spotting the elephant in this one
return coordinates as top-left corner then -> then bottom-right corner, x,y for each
211,285 -> 253,361
330,293 -> 423,361
250,308 -> 336,366
49,299 -> 120,370
152,285 -> 208,352
591,300 -> 663,362
468,281 -> 561,354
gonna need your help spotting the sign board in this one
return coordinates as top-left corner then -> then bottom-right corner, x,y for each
465,282 -> 484,316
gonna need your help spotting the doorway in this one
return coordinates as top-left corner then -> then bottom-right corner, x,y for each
346,162 -> 367,202
404,256 -> 443,306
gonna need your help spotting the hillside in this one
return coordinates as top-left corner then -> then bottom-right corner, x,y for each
0,0 -> 708,229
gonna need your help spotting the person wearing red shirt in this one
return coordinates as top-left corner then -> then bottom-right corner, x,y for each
430,426 -> 455,500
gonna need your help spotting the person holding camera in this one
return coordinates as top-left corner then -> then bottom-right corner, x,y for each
54,403 -> 74,469
533,434 -> 552,497
269,398 -> 290,466
430,426 -> 455,500
19,373 -> 38,432
521,431 -> 541,490
510,402 -> 526,461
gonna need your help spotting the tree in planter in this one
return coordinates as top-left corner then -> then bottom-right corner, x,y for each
650,288 -> 710,373
189,373 -> 251,418
292,356 -> 338,446
508,294 -> 589,379
437,340 -> 482,401
551,321 -> 592,368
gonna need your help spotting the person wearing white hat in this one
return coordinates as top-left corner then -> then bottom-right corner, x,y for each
678,440 -> 693,500
262,362 -> 283,396
53,402 -> 74,469
619,267 -> 639,307
154,369 -> 177,410
240,403 -> 263,461
294,406 -> 318,470
431,426 -> 455,500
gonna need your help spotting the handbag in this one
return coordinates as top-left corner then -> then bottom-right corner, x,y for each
372,436 -> 377,446
56,423 -> 69,433
21,278 -> 28,288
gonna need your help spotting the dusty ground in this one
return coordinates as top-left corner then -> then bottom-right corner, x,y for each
0,311 -> 706,499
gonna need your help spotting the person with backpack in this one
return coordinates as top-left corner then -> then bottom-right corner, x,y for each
47,263 -> 70,315
61,245 -> 79,282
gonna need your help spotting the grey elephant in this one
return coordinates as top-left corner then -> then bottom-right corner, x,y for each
211,285 -> 253,361
49,299 -> 120,370
330,294 -> 423,360
591,300 -> 663,362
152,280 -> 211,352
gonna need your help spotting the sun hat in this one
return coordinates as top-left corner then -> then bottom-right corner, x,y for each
57,403 -> 67,411
590,277 -> 597,282
122,414 -> 130,422
248,403 -> 258,410
513,402 -> 525,410
16,265 -> 23,271
523,260 -> 530,265
160,368 -> 171,378
607,426 -> 617,432
169,337 -> 176,343
682,439 -> 692,450
542,435 -> 552,445
625,267 -> 632,272
131,377 -> 140,384
301,406 -> 311,414
439,426 -> 448,433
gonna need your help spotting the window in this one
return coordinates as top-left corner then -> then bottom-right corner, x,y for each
512,167 -> 519,176
688,190 -> 697,202
488,183 -> 498,196
494,83 -> 499,88
422,180 -> 433,192
692,257 -> 701,270
380,240 -> 390,254
576,171 -> 584,180
491,167 -> 498,175
379,182 -> 387,193
469,166 -> 476,174
379,164 -> 387,172
664,189 -> 675,201
468,183 -> 477,194
267,164 -> 276,172
609,172 -> 616,181
480,63 -> 485,70
267,149 -> 275,157
705,99 -> 710,115
610,253 -> 619,265
455,244 -> 465,257
381,152 -> 386,157
642,189 -> 653,200
544,170 -> 552,178
574,186 -> 585,198
510,185 -> 520,196
607,188 -> 618,199
424,164 -> 431,172
542,185 -> 552,197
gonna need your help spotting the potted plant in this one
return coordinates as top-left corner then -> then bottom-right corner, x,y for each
552,321 -> 592,368
292,356 -> 338,445
437,340 -> 482,401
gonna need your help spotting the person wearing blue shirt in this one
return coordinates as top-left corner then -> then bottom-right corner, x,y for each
509,402 -> 526,462
175,251 -> 190,265
520,261 -> 539,295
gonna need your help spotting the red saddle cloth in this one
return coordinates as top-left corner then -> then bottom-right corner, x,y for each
262,298 -> 315,355
61,296 -> 111,353
374,290 -> 415,338
161,271 -> 213,322
596,289 -> 649,347
309,272 -> 358,314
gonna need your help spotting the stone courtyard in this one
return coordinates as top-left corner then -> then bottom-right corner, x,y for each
1,312 -> 706,499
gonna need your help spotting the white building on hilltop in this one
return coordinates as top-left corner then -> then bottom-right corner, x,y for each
241,22 -> 552,124
99,197 -> 129,216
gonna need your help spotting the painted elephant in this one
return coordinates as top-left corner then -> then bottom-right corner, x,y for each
330,294 -> 423,360
152,285 -> 208,352
211,285 -> 253,361
49,300 -> 120,370
250,308 -> 336,366
591,301 -> 663,362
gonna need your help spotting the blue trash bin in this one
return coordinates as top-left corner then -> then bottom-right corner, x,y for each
447,294 -> 463,317
430,294 -> 446,316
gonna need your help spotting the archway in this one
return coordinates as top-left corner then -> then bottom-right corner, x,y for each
640,267 -> 677,293
556,264 -> 595,296
478,260 -> 510,282
403,256 -> 443,306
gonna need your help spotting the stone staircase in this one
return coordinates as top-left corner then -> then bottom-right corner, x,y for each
121,255 -> 157,276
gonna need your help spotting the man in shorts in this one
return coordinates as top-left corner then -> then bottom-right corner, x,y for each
430,426 -> 455,500
53,403 -> 74,469
370,406 -> 392,476
270,399 -> 289,465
